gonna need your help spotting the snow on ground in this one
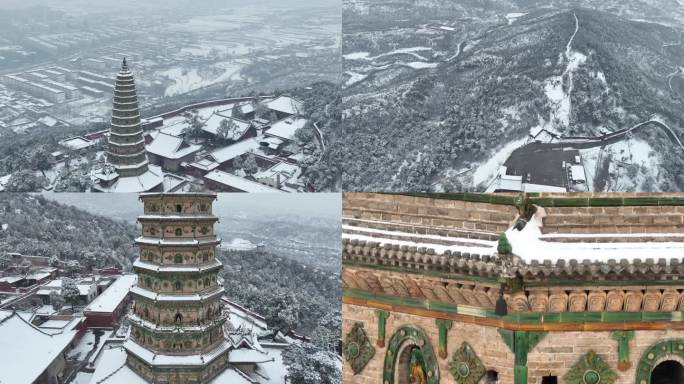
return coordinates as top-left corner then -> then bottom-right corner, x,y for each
505,13 -> 527,24
161,63 -> 243,97
162,68 -> 204,96
439,25 -> 456,31
402,62 -> 438,69
344,71 -> 368,87
345,47 -> 433,62
472,137 -> 528,186
68,329 -> 97,360
343,51 -> 370,60
71,372 -> 93,384
580,138 -> 660,192
541,13 -> 586,130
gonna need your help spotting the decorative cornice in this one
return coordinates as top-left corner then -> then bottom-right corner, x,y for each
343,287 -> 684,331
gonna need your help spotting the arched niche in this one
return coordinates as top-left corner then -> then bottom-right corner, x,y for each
635,339 -> 684,384
383,325 -> 439,384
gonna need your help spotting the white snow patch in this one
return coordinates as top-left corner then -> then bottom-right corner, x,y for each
402,62 -> 438,69
472,137 -> 528,186
344,71 -> 368,87
507,212 -> 684,262
343,51 -> 370,60
505,13 -> 527,25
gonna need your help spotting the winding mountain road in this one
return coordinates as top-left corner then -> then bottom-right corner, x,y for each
558,118 -> 684,151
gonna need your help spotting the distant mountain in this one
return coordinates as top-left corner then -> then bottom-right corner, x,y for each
342,5 -> 684,191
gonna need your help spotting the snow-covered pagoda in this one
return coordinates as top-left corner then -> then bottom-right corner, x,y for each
341,192 -> 684,384
89,193 -> 292,383
93,58 -> 163,192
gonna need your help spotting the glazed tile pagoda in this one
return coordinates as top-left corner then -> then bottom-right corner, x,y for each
125,193 -> 229,382
93,58 -> 163,192
341,192 -> 684,384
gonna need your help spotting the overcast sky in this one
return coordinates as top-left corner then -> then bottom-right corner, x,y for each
43,193 -> 341,224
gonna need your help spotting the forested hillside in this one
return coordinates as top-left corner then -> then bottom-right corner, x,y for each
0,194 -> 138,268
290,81 -> 343,191
342,5 -> 684,191
221,248 -> 341,335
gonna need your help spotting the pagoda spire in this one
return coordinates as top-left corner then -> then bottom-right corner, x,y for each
106,58 -> 149,177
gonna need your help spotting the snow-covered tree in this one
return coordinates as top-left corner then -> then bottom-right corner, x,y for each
182,112 -> 204,141
283,342 -> 341,384
310,309 -> 341,352
50,291 -> 65,312
61,277 -> 80,310
263,288 -> 300,334
217,118 -> 238,142
243,153 -> 259,176
49,255 -> 61,267
66,260 -> 82,277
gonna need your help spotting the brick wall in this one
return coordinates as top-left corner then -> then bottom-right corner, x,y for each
541,205 -> 684,235
342,303 -> 515,383
343,193 -> 518,235
343,303 -> 684,383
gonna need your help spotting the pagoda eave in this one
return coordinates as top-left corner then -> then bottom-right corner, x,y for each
124,339 -> 231,368
130,285 -> 225,303
133,259 -> 223,274
135,237 -> 221,247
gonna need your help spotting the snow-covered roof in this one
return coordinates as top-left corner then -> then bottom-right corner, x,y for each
263,96 -> 303,116
0,276 -> 24,284
202,113 -> 251,140
146,132 -> 201,160
36,279 -> 94,296
229,348 -> 272,364
88,345 -> 148,384
188,157 -> 220,172
204,170 -> 284,193
264,117 -> 307,141
93,164 -> 164,193
260,136 -> 284,150
239,103 -> 254,115
569,164 -> 586,182
158,121 -> 189,137
254,162 -> 301,184
209,138 -> 261,164
0,310 -> 78,384
60,136 -> 95,150
84,275 -> 137,313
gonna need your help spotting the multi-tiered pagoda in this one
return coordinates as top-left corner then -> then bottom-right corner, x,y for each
124,193 -> 230,382
93,58 -> 163,192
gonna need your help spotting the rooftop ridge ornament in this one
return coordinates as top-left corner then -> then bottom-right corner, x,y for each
121,56 -> 128,71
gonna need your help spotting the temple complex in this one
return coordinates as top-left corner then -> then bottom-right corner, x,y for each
89,193 -> 292,383
93,58 -> 163,192
341,192 -> 684,384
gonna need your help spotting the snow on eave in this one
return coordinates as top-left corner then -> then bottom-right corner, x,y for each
342,224 -> 496,247
341,232 -> 496,257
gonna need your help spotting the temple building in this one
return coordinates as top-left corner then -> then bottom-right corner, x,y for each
93,58 -> 164,192
89,193 -> 292,383
341,192 -> 684,384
